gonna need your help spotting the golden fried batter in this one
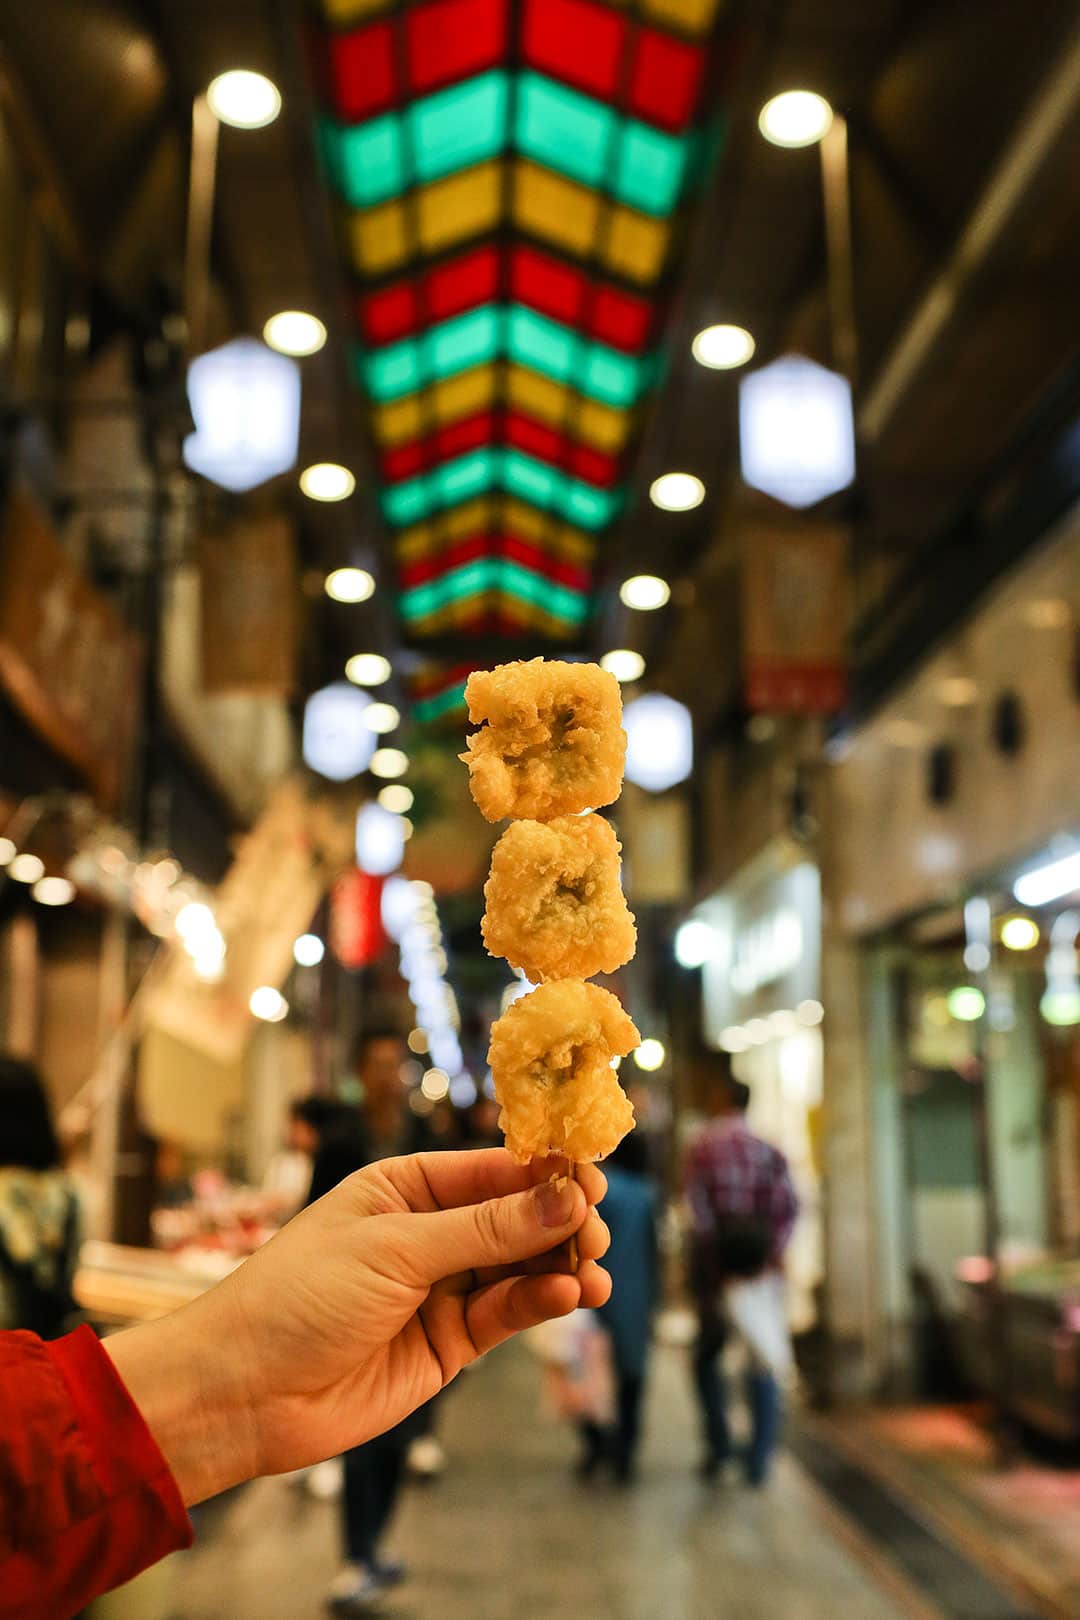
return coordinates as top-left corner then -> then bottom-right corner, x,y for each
461,659 -> 626,822
482,814 -> 636,983
487,980 -> 639,1163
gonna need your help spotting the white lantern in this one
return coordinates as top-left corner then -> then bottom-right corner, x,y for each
739,355 -> 855,509
303,683 -> 376,781
355,802 -> 405,876
183,338 -> 300,493
624,693 -> 693,793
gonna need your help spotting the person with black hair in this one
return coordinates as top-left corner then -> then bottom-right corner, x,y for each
0,1053 -> 81,1339
685,1055 -> 798,1487
262,1096 -> 344,1218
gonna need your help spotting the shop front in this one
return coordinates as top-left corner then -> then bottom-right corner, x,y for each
829,498 -> 1080,1421
685,840 -> 824,1332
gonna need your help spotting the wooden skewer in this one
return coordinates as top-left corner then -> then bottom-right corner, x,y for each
567,1158 -> 579,1274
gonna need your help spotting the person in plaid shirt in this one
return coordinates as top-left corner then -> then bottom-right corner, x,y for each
685,1059 -> 798,1486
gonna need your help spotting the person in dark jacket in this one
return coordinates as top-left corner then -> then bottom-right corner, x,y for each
0,1054 -> 81,1339
310,1029 -> 434,1615
579,1131 -> 658,1484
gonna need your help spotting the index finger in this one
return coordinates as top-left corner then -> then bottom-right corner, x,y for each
383,1148 -> 607,1214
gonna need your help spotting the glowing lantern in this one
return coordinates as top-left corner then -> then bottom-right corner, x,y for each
302,683 -> 375,781
739,355 -> 855,509
183,338 -> 300,493
624,693 -> 693,793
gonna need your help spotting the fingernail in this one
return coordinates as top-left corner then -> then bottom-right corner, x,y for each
535,1178 -> 578,1228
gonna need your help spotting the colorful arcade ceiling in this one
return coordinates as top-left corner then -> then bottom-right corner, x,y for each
311,0 -> 730,719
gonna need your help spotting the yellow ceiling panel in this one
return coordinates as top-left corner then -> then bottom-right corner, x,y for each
575,396 -> 633,453
501,497 -> 549,541
394,522 -> 436,562
644,0 -> 724,32
371,393 -> 424,446
444,497 -> 497,538
431,365 -> 498,425
348,199 -> 408,276
513,162 -> 600,259
320,0 -> 392,22
548,524 -> 598,563
505,365 -> 569,428
605,206 -> 670,285
418,162 -> 502,255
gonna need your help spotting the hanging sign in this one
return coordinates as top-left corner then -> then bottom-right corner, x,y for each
330,868 -> 387,969
743,521 -> 849,713
0,488 -> 142,807
199,513 -> 297,695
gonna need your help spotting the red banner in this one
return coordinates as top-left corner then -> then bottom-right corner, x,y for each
330,869 -> 387,969
743,521 -> 849,714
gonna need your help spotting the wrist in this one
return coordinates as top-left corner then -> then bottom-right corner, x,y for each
105,1295 -> 259,1507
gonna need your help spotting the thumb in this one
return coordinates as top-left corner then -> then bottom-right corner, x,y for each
403,1177 -> 586,1284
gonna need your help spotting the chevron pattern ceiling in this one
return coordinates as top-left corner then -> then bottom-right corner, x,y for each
312,0 -> 729,720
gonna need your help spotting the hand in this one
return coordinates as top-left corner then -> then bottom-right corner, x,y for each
107,1149 -> 610,1504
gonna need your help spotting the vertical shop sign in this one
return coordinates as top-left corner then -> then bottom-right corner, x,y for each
742,521 -> 849,713
0,489 -> 141,806
330,868 -> 387,969
199,512 -> 296,695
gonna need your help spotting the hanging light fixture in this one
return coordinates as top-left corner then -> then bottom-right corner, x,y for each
263,311 -> 326,356
183,338 -> 300,493
623,693 -> 693,792
758,91 -> 833,149
302,682 -> 376,781
207,70 -> 281,130
739,355 -> 855,508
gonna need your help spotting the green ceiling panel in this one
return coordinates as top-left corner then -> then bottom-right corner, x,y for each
399,558 -> 588,622
408,71 -> 509,183
381,447 -> 622,528
615,121 -> 689,216
516,73 -> 613,190
413,683 -> 469,724
326,114 -> 404,208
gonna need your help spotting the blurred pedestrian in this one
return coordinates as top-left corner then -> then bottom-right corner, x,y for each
685,1058 -> 798,1487
309,1030 -> 436,1614
262,1096 -> 339,1220
580,1132 -> 658,1484
0,1054 -> 81,1339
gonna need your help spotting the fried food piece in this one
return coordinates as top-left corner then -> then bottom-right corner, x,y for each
461,659 -> 626,822
488,980 -> 639,1164
482,814 -> 636,983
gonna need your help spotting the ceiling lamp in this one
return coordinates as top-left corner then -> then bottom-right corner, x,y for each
739,355 -> 855,508
619,575 -> 670,611
633,1038 -> 666,1071
947,986 -> 985,1023
675,918 -> 716,968
601,649 -> 645,683
370,747 -> 408,780
0,837 -> 15,865
293,933 -> 325,967
302,682 -> 376,782
356,802 -> 406,876
325,567 -> 374,603
1014,851 -> 1080,907
207,70 -> 281,130
250,986 -> 289,1022
300,462 -> 355,502
262,311 -> 326,357
365,702 -> 400,734
378,784 -> 414,814
183,338 -> 300,493
34,876 -> 75,907
346,652 -> 391,686
1000,916 -> 1039,951
758,90 -> 833,149
8,853 -> 44,884
692,324 -> 756,370
624,693 -> 693,792
650,472 -> 704,511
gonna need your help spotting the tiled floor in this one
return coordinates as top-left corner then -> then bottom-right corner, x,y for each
167,1342 -> 910,1620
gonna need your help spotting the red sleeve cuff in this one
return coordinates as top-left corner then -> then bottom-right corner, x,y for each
0,1326 -> 192,1620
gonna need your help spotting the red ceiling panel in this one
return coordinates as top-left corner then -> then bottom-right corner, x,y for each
326,21 -> 396,122
427,244 -> 501,321
406,0 -> 508,95
590,283 -> 653,350
628,30 -> 705,132
521,0 -> 625,101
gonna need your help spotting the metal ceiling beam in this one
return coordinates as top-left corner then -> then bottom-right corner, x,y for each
859,14 -> 1080,442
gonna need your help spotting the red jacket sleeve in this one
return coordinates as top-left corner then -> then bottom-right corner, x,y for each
0,1324 -> 192,1620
